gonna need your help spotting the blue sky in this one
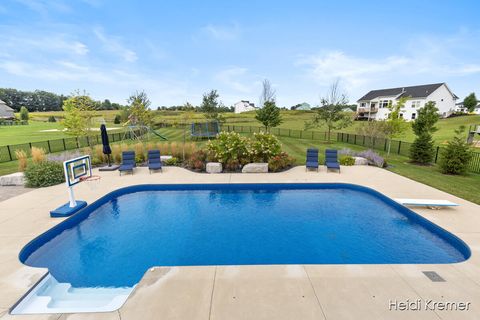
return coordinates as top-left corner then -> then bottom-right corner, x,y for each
0,0 -> 479,108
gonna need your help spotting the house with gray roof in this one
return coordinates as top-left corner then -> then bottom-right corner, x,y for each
0,100 -> 15,119
356,83 -> 458,121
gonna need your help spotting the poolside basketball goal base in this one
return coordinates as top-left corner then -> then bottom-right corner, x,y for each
50,155 -> 96,218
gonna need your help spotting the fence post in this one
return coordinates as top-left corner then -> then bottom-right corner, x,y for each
62,138 -> 66,150
435,146 -> 440,163
6,145 -> 12,161
384,139 -> 387,151
397,141 -> 402,154
363,135 -> 365,146
354,135 -> 357,145
47,140 -> 52,153
86,136 -> 90,146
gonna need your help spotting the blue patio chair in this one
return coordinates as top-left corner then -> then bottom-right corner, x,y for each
119,151 -> 136,175
306,148 -> 319,171
325,149 -> 340,173
147,149 -> 162,173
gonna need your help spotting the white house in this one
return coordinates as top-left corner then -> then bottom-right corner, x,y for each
356,83 -> 458,121
234,100 -> 257,113
455,101 -> 480,114
0,100 -> 15,119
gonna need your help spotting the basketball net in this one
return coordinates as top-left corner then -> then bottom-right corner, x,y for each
80,175 -> 101,190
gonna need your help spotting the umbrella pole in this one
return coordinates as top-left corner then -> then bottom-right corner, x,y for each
107,154 -> 111,167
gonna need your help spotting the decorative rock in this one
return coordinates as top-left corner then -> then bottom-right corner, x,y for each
353,157 -> 368,165
0,172 -> 25,186
242,163 -> 268,173
206,162 -> 222,173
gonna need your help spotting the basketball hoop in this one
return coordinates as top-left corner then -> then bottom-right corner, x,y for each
80,175 -> 101,190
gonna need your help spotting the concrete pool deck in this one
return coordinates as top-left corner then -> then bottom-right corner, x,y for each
0,165 -> 479,320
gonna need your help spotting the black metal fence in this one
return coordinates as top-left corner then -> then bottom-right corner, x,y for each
0,130 -> 141,163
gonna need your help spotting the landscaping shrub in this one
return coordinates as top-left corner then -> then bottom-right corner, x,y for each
339,155 -> 355,166
20,106 -> 29,121
31,147 -> 46,163
357,149 -> 385,167
268,152 -> 296,172
111,144 -> 122,164
134,143 -> 146,163
186,149 -> 208,171
206,132 -> 249,164
113,114 -> 121,124
24,161 -> 65,187
155,142 -> 169,156
224,159 -> 241,172
439,127 -> 473,175
15,149 -> 28,171
409,132 -> 435,164
164,157 -> 179,166
48,115 -> 56,122
247,132 -> 282,162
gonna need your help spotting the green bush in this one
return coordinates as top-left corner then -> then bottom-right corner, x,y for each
206,132 -> 249,164
114,114 -> 121,124
247,132 -> 282,162
439,127 -> 473,175
48,115 -> 56,122
20,106 -> 29,121
186,150 -> 208,170
268,152 -> 296,172
339,155 -> 355,166
410,132 -> 435,164
24,161 -> 65,187
164,157 -> 179,166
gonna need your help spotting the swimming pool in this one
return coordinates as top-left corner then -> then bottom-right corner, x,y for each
20,183 -> 470,289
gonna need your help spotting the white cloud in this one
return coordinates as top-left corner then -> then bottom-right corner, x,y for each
93,27 -> 137,62
214,67 -> 253,93
201,23 -> 240,41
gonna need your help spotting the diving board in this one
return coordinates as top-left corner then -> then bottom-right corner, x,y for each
394,198 -> 459,209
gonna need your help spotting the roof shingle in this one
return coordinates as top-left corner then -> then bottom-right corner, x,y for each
357,83 -> 445,101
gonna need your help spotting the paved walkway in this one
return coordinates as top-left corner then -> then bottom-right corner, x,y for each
0,166 -> 479,319
0,186 -> 32,202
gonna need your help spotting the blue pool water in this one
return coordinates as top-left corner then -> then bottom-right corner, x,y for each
20,183 -> 470,288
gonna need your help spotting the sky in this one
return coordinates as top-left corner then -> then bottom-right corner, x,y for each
0,0 -> 480,108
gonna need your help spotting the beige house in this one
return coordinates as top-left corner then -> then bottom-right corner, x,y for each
0,100 -> 15,119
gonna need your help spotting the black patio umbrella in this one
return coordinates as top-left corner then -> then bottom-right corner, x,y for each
100,124 -> 112,166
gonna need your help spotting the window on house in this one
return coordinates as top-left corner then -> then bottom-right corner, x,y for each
412,113 -> 416,120
360,102 -> 366,108
370,102 -> 376,109
411,101 -> 421,108
400,113 -> 404,118
379,100 -> 391,108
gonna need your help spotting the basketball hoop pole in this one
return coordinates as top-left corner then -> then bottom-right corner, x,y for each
68,186 -> 77,208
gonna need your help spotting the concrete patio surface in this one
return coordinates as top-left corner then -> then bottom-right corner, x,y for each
0,165 -> 479,319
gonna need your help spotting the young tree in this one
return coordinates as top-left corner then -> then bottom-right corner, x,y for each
19,106 -> 29,121
463,93 -> 477,113
384,96 -> 408,156
62,91 -> 96,136
255,101 -> 283,131
410,101 -> 439,164
440,126 -> 473,175
200,90 -> 225,122
305,80 -> 352,141
259,79 -> 276,107
127,91 -> 153,126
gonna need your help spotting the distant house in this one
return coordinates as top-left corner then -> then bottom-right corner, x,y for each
356,83 -> 458,121
455,100 -> 480,114
234,100 -> 257,113
0,100 -> 15,119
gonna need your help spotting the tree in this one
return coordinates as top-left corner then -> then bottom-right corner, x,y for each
305,80 -> 352,141
62,91 -> 96,136
409,101 -> 439,164
384,96 -> 408,156
101,99 -> 112,110
463,93 -> 477,113
440,126 -> 473,175
200,90 -> 225,122
127,91 -> 153,126
259,79 -> 276,107
255,101 -> 283,131
19,106 -> 29,121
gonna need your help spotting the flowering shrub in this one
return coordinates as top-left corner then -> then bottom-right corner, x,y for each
206,132 -> 249,164
339,155 -> 355,166
186,149 -> 208,171
247,132 -> 282,162
357,149 -> 385,167
268,152 -> 296,172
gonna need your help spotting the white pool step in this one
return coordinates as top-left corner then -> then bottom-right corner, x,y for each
11,274 -> 133,314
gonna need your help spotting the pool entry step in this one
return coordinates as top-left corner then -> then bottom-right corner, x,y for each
11,274 -> 133,314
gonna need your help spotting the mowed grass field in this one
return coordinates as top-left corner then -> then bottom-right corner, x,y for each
3,110 -> 479,147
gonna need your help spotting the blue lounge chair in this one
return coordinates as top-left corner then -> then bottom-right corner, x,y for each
147,149 -> 162,173
119,151 -> 136,175
325,149 -> 340,173
306,148 -> 319,171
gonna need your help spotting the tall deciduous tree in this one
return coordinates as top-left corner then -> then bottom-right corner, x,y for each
127,91 -> 153,126
409,101 -> 439,164
255,101 -> 283,131
200,90 -> 225,122
259,79 -> 276,107
463,93 -> 477,113
62,91 -> 97,136
384,96 -> 408,156
305,80 -> 352,141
